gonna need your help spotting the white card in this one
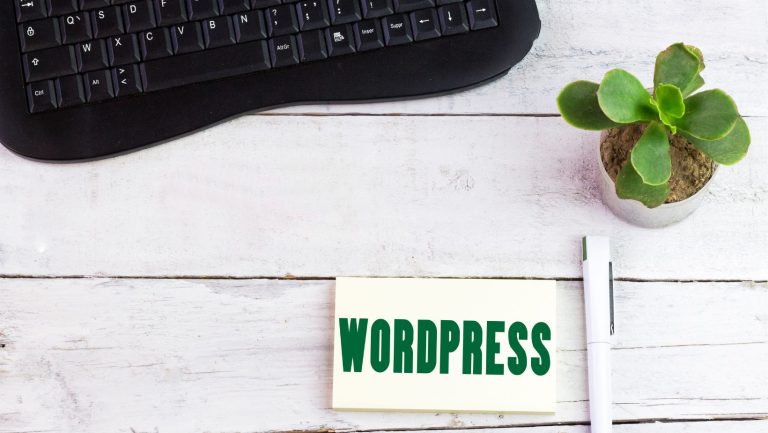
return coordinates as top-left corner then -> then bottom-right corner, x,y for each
332,277 -> 557,413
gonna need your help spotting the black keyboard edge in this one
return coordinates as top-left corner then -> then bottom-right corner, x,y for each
0,0 -> 541,161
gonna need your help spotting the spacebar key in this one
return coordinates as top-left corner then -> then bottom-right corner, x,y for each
141,41 -> 272,93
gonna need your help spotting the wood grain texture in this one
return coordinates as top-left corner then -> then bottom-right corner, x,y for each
1,117 -> 765,280
1,279 -> 765,433
382,420 -> 768,433
269,0 -> 768,116
1,2 -> 766,432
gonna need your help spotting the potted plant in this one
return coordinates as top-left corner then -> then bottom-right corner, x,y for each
557,43 -> 751,227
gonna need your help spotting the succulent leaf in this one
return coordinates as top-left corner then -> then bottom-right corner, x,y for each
654,84 -> 685,119
597,69 -> 658,123
685,45 -> 705,71
654,43 -> 702,92
557,81 -> 622,130
681,74 -> 705,97
682,116 -> 751,165
615,161 -> 670,208
630,122 -> 672,186
676,89 -> 740,140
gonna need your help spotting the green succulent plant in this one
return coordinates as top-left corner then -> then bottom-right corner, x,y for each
557,43 -> 750,208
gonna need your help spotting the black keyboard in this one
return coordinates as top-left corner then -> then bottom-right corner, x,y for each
0,0 -> 540,160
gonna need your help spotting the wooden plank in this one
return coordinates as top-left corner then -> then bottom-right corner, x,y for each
1,279 -> 765,433
1,117 -> 765,280
268,0 -> 768,115
377,420 -> 768,433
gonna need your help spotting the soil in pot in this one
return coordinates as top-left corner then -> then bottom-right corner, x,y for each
600,124 -> 714,203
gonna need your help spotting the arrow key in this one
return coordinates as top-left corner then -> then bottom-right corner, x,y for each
410,8 -> 440,41
466,0 -> 497,31
112,64 -> 143,97
438,3 -> 468,36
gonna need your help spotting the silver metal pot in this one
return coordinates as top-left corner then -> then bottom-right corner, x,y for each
597,131 -> 717,228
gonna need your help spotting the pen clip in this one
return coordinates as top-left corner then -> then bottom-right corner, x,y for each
609,262 -> 615,336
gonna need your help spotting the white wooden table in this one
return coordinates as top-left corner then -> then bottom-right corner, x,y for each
1,1 -> 767,432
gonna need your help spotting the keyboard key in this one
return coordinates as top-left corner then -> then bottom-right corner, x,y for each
266,4 -> 299,36
76,39 -> 110,71
141,28 -> 174,59
410,8 -> 440,40
466,0 -> 497,30
437,3 -> 468,35
60,12 -> 93,44
92,7 -> 125,38
233,11 -> 267,42
188,0 -> 219,20
325,24 -> 355,56
221,0 -> 249,14
124,1 -> 156,32
251,0 -> 280,8
297,1 -> 330,31
154,0 -> 187,25
362,0 -> 393,18
297,30 -> 328,62
328,0 -> 361,24
50,0 -> 79,16
203,17 -> 236,48
16,0 -> 49,23
269,35 -> 300,67
19,19 -> 62,53
354,19 -> 383,51
23,46 -> 78,82
80,0 -> 110,10
113,64 -> 143,96
84,69 -> 115,102
141,41 -> 271,93
56,74 -> 86,107
172,22 -> 205,53
109,34 -> 140,65
27,80 -> 57,113
393,0 -> 433,13
382,14 -> 412,46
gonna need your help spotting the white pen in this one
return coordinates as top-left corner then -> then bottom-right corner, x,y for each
581,236 -> 614,433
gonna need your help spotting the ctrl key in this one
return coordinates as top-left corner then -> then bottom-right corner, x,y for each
27,80 -> 57,114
